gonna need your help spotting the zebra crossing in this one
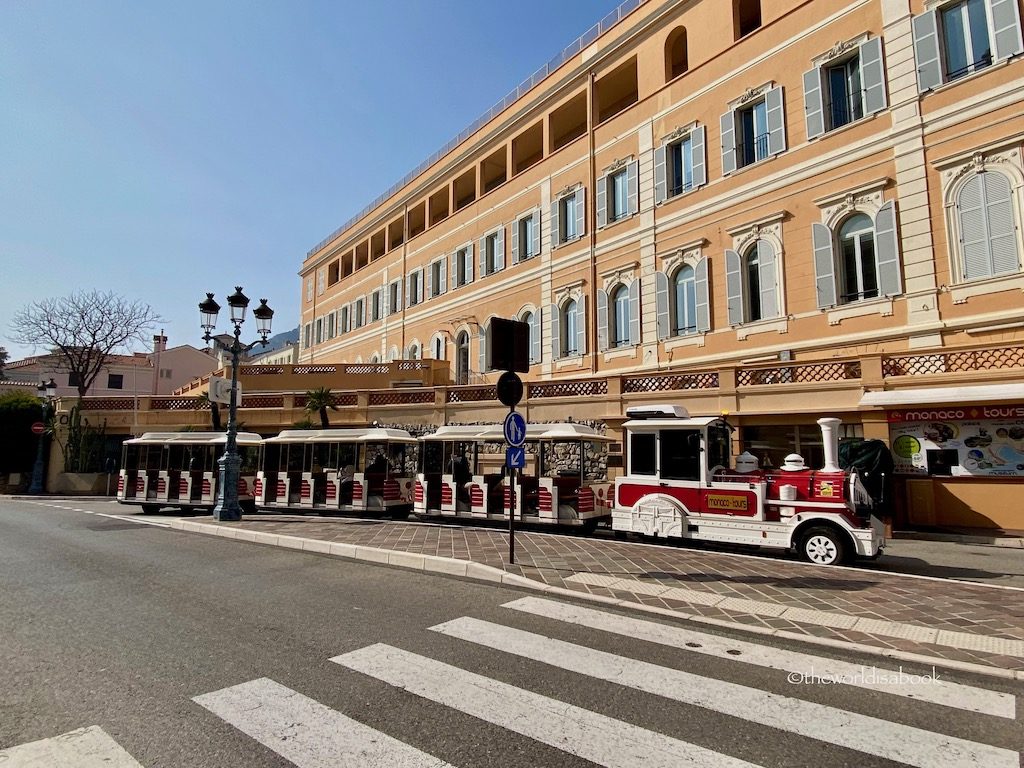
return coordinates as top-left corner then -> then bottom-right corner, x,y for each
3,598 -> 1019,767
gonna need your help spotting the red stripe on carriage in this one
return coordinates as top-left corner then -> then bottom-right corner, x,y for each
326,481 -> 337,500
470,486 -> 483,505
414,481 -> 424,503
300,481 -> 311,499
441,485 -> 452,505
352,482 -> 363,501
577,487 -> 595,513
539,488 -> 552,512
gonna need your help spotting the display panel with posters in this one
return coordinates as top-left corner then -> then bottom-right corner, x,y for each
888,404 -> 1024,477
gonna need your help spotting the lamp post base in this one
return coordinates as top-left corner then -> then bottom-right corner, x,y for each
212,452 -> 243,522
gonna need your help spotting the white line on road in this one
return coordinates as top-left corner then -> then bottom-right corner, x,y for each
332,643 -> 766,768
193,677 -> 452,768
432,616 -> 1017,768
502,596 -> 1015,719
0,725 -> 144,767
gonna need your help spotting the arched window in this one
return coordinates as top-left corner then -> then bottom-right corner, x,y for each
432,335 -> 445,361
455,331 -> 470,385
408,343 -> 420,360
562,299 -> 578,356
744,245 -> 763,323
369,353 -> 380,364
665,27 -> 688,81
673,265 -> 697,334
957,172 -> 1020,281
522,310 -> 538,363
838,214 -> 878,302
387,346 -> 399,362
611,285 -> 630,347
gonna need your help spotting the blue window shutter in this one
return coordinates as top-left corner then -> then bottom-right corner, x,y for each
479,236 -> 487,276
597,289 -> 609,352
418,270 -> 424,304
874,201 -> 903,296
440,258 -> 447,294
532,209 -> 541,256
425,263 -> 433,298
628,279 -> 641,346
691,126 -> 706,188
549,304 -> 561,360
992,0 -> 1024,61
725,249 -> 743,325
596,174 -> 608,229
465,244 -> 474,283
720,111 -> 736,175
812,223 -> 837,308
803,68 -> 824,139
450,253 -> 457,290
695,257 -> 710,332
859,37 -> 887,115
510,218 -> 519,264
406,275 -> 413,307
655,271 -> 670,340
912,11 -> 942,92
575,187 -> 586,239
530,311 -> 541,364
576,295 -> 587,355
478,326 -> 488,375
654,144 -> 668,203
627,160 -> 639,215
765,86 -> 786,156
757,240 -> 779,319
550,200 -> 560,247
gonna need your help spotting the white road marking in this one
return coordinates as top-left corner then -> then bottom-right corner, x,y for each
94,512 -> 171,528
503,596 -> 1016,719
332,643 -> 766,768
432,616 -> 1017,768
0,725 -> 143,767
193,677 -> 452,767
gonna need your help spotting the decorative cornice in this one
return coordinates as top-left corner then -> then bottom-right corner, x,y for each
661,121 -> 698,144
604,156 -> 631,174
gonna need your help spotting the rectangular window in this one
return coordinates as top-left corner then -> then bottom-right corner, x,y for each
737,99 -> 768,168
942,0 -> 992,80
408,271 -> 422,306
608,168 -> 629,221
430,260 -> 444,297
327,313 -> 336,339
389,281 -> 401,315
483,233 -> 499,275
315,318 -> 323,344
371,290 -> 382,322
517,214 -> 536,261
107,373 -> 124,390
160,368 -> 172,379
341,306 -> 350,334
825,57 -> 863,130
303,324 -> 311,348
629,433 -> 657,475
354,299 -> 365,328
659,429 -> 701,481
561,194 -> 578,241
668,136 -> 693,196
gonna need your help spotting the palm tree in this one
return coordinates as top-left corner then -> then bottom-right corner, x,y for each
304,387 -> 338,428
196,391 -> 222,431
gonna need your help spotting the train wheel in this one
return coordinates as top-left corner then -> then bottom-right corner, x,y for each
800,527 -> 846,566
580,519 -> 598,535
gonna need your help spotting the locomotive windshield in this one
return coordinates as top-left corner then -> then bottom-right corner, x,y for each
706,423 -> 731,470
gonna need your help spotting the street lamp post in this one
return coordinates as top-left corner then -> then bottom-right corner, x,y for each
28,378 -> 57,495
199,287 -> 274,521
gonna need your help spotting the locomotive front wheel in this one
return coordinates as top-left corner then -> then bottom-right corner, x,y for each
800,527 -> 846,566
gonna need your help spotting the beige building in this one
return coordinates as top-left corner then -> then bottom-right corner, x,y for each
294,0 -> 1024,530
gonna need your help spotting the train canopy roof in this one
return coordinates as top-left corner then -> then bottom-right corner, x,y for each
422,423 -> 610,442
265,428 -> 416,444
125,432 -> 263,446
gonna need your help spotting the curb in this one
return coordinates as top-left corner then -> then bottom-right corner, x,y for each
892,530 -> 1024,548
168,519 -> 1024,682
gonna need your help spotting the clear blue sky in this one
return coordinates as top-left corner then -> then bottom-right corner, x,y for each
1,0 -> 624,360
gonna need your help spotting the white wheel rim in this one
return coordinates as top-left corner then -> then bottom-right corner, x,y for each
806,535 -> 838,564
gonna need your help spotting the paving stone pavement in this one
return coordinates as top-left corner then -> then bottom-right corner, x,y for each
181,514 -> 1024,675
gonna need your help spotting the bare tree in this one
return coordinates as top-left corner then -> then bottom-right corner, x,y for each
10,291 -> 160,400
0,346 -> 7,379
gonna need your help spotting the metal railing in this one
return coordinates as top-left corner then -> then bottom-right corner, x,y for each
307,0 -> 648,257
736,133 -> 769,168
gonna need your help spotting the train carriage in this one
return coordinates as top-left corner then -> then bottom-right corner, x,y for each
612,405 -> 885,564
256,428 -> 416,518
415,423 -> 613,530
115,432 -> 262,514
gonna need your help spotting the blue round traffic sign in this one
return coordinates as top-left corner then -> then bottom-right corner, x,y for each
503,412 -> 527,447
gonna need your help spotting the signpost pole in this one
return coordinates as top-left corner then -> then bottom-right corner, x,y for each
508,452 -> 516,565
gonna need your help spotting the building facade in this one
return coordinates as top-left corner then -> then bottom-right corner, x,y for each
297,0 -> 1024,529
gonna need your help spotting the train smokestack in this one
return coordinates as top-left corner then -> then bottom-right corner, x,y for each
817,417 -> 841,472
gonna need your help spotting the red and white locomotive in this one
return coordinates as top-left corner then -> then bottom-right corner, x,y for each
612,405 -> 885,565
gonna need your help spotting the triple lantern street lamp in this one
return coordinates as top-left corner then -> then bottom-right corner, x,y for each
28,378 -> 58,495
199,287 -> 274,521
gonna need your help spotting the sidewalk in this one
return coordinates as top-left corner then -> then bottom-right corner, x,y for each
167,514 -> 1024,680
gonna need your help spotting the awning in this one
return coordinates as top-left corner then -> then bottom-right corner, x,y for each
859,383 -> 1024,408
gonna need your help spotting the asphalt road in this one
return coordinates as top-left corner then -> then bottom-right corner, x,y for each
1,499 -> 1020,767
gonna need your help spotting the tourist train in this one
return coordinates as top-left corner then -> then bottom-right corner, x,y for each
116,406 -> 885,565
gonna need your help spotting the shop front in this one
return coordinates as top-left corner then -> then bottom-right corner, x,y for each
862,386 -> 1024,531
